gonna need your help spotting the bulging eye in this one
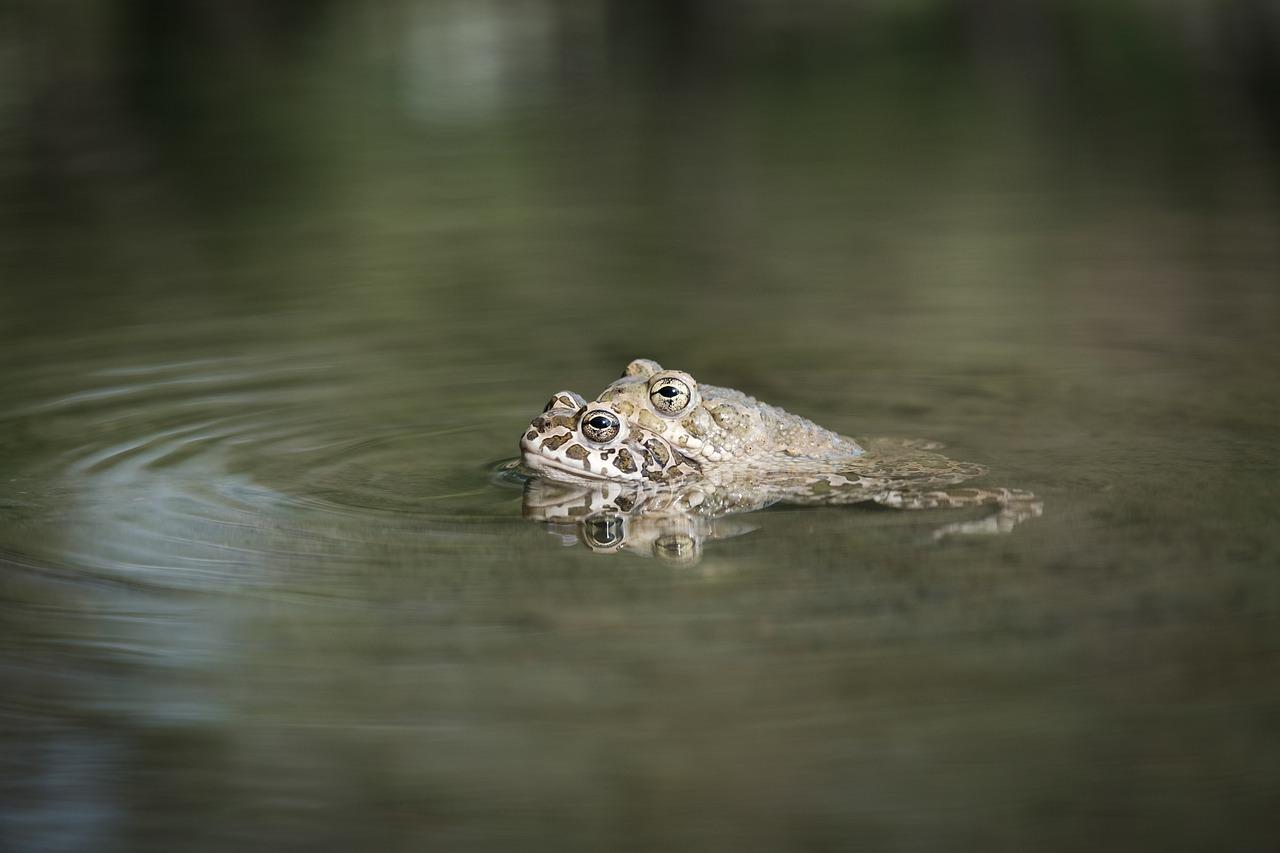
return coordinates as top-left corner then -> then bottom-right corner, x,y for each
581,409 -> 622,444
649,378 -> 692,415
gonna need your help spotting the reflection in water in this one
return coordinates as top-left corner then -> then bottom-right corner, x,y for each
519,449 -> 1044,566
521,475 -> 757,564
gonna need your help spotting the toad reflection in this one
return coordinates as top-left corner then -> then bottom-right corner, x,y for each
518,460 -> 1043,567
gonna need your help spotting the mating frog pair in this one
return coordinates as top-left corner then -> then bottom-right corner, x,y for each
517,359 -> 1040,561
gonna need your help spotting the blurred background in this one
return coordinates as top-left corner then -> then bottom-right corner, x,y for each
4,0 -> 1279,354
1,2 -> 1279,851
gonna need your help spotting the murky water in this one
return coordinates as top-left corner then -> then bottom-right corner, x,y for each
2,4 -> 1279,851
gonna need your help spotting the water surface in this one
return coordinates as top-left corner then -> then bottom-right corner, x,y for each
2,4 -> 1279,851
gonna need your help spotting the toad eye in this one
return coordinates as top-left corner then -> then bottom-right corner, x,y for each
649,378 -> 692,415
581,410 -> 622,444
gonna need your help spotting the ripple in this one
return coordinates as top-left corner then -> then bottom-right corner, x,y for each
0,345 -> 521,592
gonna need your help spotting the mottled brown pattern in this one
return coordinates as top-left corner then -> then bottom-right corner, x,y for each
565,444 -> 590,460
644,439 -> 669,466
541,433 -> 571,451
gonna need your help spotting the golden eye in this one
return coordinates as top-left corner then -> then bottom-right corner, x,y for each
581,410 -> 622,445
649,378 -> 692,415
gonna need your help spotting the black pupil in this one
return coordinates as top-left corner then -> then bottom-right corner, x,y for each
589,416 -> 613,430
658,386 -> 680,397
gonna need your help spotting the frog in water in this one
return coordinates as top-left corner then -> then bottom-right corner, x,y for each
517,371 -> 1041,563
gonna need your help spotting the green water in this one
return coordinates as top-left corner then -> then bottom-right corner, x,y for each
2,4 -> 1279,851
